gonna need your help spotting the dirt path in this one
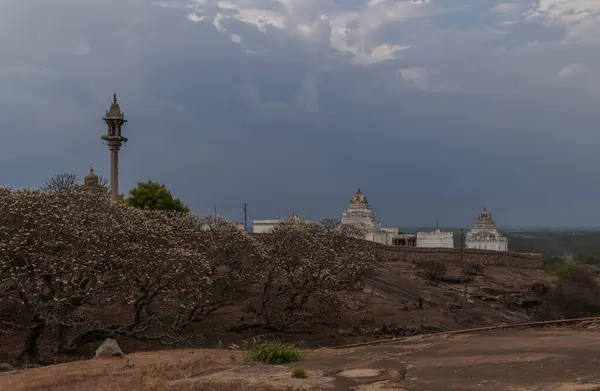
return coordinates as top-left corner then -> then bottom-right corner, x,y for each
3,328 -> 600,391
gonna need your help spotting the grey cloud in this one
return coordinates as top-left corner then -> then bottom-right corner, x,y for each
0,0 -> 599,227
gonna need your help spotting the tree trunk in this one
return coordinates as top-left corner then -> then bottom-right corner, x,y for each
19,314 -> 46,365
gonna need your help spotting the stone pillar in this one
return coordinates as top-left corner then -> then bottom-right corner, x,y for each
101,94 -> 128,202
109,143 -> 120,201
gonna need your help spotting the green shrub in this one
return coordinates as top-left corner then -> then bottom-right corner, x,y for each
462,262 -> 484,275
420,260 -> 447,281
246,342 -> 302,364
540,265 -> 600,319
530,282 -> 550,297
291,368 -> 307,378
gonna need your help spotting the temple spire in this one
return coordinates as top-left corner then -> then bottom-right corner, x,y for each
84,166 -> 99,186
113,93 -> 117,104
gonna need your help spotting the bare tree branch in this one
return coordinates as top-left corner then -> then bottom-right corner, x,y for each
40,173 -> 79,193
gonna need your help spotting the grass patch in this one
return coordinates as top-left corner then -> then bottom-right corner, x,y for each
246,342 -> 302,365
291,368 -> 307,378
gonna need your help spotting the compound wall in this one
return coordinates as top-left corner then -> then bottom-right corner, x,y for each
371,243 -> 543,269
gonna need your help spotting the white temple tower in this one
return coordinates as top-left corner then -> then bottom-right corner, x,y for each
465,208 -> 508,251
341,188 -> 382,240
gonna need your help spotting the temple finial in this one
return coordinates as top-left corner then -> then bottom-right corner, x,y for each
90,166 -> 94,174
113,93 -> 117,104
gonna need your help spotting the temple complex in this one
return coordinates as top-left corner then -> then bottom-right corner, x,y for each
341,188 -> 415,246
465,208 -> 508,251
250,188 -> 460,249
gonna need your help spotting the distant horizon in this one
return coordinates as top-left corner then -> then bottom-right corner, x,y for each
408,226 -> 600,232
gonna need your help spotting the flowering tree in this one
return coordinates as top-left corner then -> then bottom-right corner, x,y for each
319,216 -> 366,239
247,216 -> 377,330
0,184 -> 376,362
0,186 -> 130,362
0,187 -> 259,363
167,215 -> 263,332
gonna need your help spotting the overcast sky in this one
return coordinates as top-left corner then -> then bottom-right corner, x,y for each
0,0 -> 599,228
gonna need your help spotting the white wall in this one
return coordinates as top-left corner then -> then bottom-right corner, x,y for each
465,240 -> 508,252
372,231 -> 390,245
416,230 -> 454,248
252,219 -> 281,234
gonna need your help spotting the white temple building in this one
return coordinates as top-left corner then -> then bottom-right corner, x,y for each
416,229 -> 454,248
252,215 -> 301,233
252,219 -> 282,233
465,208 -> 508,251
341,188 -> 416,246
252,187 -> 453,249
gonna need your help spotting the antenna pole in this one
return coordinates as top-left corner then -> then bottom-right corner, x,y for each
243,203 -> 248,232
460,228 -> 464,262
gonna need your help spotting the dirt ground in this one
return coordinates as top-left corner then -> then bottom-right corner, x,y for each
3,327 -> 600,391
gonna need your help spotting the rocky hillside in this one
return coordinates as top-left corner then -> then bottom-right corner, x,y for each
360,255 -> 553,334
0,243 -> 554,364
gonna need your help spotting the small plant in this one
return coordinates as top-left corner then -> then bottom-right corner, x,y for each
530,282 -> 550,297
462,262 -> 484,275
420,260 -> 447,281
292,368 -> 307,378
246,342 -> 302,364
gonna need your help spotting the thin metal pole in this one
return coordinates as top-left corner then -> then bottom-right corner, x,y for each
460,228 -> 464,262
243,203 -> 248,232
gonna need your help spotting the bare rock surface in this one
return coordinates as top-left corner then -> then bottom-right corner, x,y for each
4,328 -> 600,391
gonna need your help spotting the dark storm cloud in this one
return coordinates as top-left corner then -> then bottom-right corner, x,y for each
0,0 -> 599,227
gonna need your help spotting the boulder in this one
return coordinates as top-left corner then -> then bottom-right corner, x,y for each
0,363 -> 14,372
95,338 -> 124,358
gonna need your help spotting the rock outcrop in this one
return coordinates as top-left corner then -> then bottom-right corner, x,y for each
95,338 -> 124,358
0,363 -> 14,373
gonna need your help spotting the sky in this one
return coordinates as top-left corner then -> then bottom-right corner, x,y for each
0,0 -> 599,228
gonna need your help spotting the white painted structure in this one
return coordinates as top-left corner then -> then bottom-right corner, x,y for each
416,229 -> 454,248
252,219 -> 281,234
341,188 -> 381,233
341,188 -> 416,246
252,215 -> 301,234
465,208 -> 508,251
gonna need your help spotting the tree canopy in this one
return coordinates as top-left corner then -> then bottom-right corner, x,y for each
125,180 -> 189,213
0,184 -> 375,364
